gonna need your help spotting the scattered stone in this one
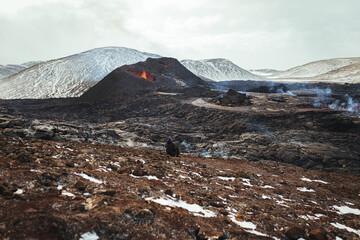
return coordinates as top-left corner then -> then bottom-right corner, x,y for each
132,166 -> 146,176
196,226 -> 224,240
309,228 -> 328,240
284,225 -> 306,240
117,166 -> 132,174
74,180 -> 87,191
164,189 -> 173,196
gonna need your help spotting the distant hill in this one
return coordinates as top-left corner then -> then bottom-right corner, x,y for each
314,62 -> 360,83
269,58 -> 360,79
0,61 -> 42,79
0,47 -> 161,99
180,58 -> 261,81
249,69 -> 280,76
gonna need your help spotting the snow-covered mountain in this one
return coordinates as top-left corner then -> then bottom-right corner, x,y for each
180,58 -> 261,81
0,47 -> 161,99
0,61 -> 42,79
269,58 -> 360,79
249,69 -> 279,76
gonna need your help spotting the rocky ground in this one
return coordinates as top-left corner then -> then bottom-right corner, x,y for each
0,87 -> 359,175
0,84 -> 360,239
0,133 -> 360,239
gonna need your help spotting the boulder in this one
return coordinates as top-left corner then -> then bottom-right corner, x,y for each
196,226 -> 224,240
309,228 -> 328,240
284,225 -> 306,240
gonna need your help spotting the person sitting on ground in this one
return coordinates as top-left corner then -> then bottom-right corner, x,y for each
165,136 -> 180,157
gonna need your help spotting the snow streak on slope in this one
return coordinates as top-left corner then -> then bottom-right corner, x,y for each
314,62 -> 360,84
269,58 -> 360,79
0,47 -> 161,99
180,58 -> 261,81
0,61 -> 42,79
249,69 -> 279,76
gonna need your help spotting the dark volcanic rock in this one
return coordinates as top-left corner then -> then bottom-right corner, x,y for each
248,84 -> 288,93
309,228 -> 328,240
80,57 -> 207,102
284,225 -> 306,239
214,89 -> 251,106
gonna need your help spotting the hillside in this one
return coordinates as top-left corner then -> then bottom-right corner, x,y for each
269,58 -> 360,79
0,133 -> 359,239
249,69 -> 280,76
0,47 -> 160,99
315,62 -> 360,83
181,58 -> 261,81
0,61 -> 42,79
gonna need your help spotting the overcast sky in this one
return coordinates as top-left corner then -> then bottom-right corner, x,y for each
1,0 -> 360,70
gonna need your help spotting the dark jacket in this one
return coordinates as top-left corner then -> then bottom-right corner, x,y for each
165,140 -> 179,157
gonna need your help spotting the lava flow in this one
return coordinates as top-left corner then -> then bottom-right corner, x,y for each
128,69 -> 154,82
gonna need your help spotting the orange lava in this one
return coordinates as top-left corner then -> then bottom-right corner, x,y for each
128,69 -> 154,82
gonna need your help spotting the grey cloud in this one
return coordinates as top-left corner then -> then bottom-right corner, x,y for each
1,0 -> 360,70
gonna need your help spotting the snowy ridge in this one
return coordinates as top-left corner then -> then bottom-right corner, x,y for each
314,62 -> 360,83
0,47 -> 161,99
180,58 -> 261,81
0,61 -> 42,79
249,69 -> 279,76
269,58 -> 360,79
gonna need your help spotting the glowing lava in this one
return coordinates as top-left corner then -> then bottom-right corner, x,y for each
128,69 -> 154,82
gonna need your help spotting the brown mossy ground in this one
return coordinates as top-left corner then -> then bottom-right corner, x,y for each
1,134 -> 359,239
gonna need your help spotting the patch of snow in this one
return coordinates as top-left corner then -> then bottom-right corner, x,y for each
279,195 -> 294,202
333,205 -> 360,215
344,201 -> 354,206
336,237 -> 343,240
13,189 -> 24,195
331,222 -> 360,237
179,175 -> 192,180
57,185 -> 63,190
80,231 -> 99,240
74,172 -> 103,184
242,178 -> 253,187
299,215 -> 319,221
262,185 -> 274,189
262,195 -> 271,200
192,172 -> 202,178
276,200 -> 290,208
61,191 -> 75,198
30,169 -> 41,173
146,197 -> 216,217
83,192 -> 90,196
130,174 -> 160,181
297,187 -> 315,192
229,215 -> 268,237
217,176 -> 236,181
301,177 -> 328,184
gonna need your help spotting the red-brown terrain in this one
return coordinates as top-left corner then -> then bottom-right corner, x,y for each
0,133 -> 359,240
0,58 -> 360,239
